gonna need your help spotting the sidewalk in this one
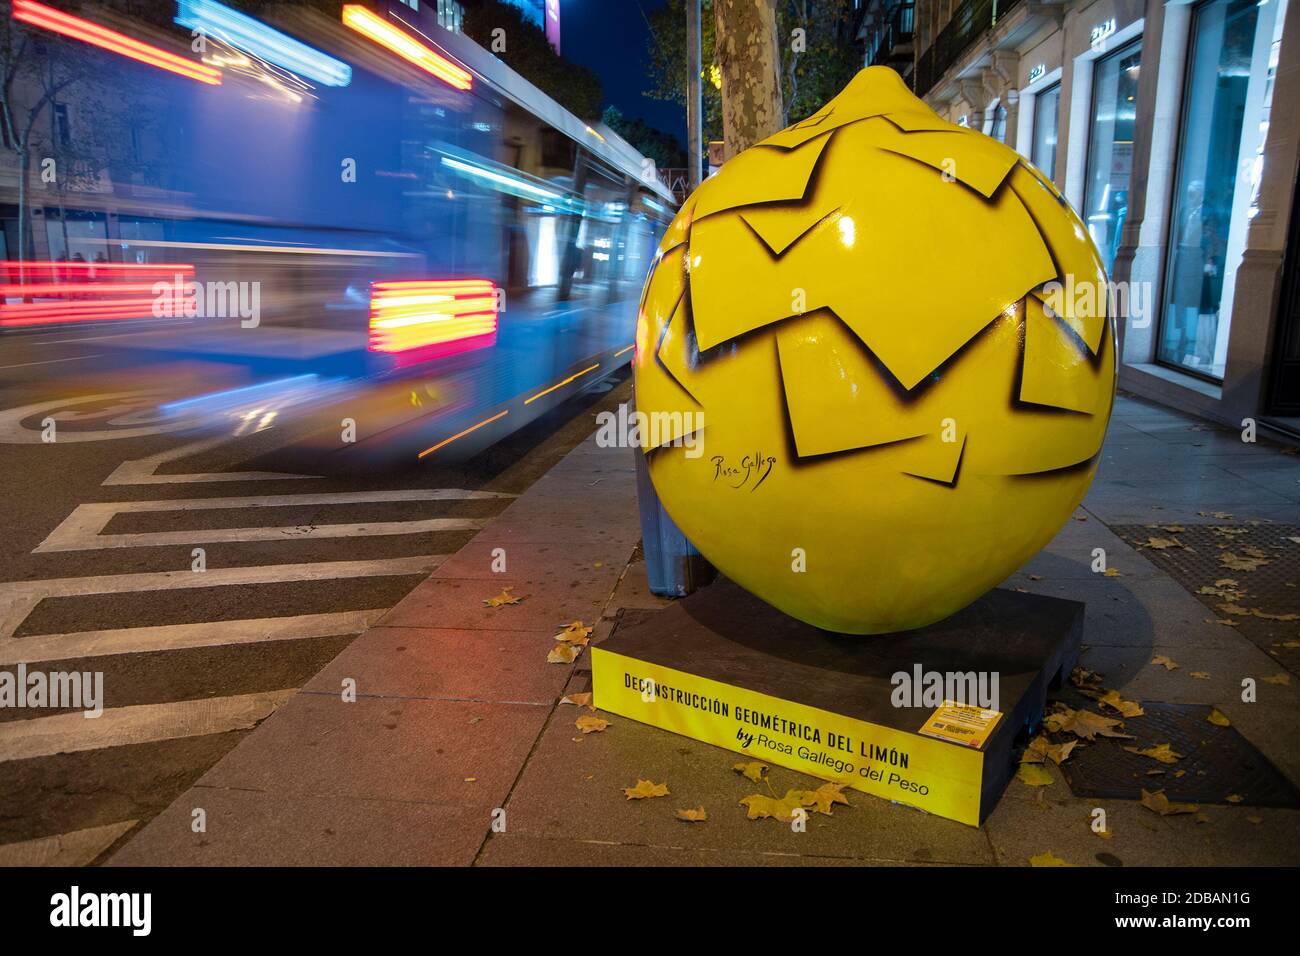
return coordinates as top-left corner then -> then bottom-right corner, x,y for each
110,393 -> 1300,866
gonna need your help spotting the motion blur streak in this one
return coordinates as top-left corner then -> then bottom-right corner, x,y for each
341,4 -> 472,90
174,0 -> 352,87
417,410 -> 510,459
12,0 -> 222,85
368,279 -> 499,354
525,364 -> 601,405
0,262 -> 196,328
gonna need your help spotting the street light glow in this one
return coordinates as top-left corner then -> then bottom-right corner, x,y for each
341,4 -> 471,90
11,0 -> 222,85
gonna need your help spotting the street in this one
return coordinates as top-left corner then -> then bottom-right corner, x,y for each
0,317 -> 635,864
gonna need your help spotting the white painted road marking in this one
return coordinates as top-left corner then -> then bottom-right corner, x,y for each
0,820 -> 137,866
0,689 -> 296,763
0,555 -> 445,639
36,488 -> 513,552
0,609 -> 385,665
103,437 -> 314,485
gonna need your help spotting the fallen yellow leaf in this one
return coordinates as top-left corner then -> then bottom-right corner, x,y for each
482,587 -> 523,607
1017,763 -> 1054,787
622,779 -> 669,800
1141,789 -> 1199,816
1124,742 -> 1184,764
1225,794 -> 1244,804
1262,673 -> 1292,686
1151,655 -> 1179,671
547,644 -> 579,664
1048,706 -> 1134,741
1190,671 -> 1211,679
1099,690 -> 1145,718
1023,735 -> 1077,765
1029,850 -> 1074,867
800,782 -> 850,815
1220,552 -> 1270,572
575,715 -> 609,734
1207,708 -> 1231,727
674,807 -> 707,822
732,760 -> 769,783
739,790 -> 805,821
560,692 -> 593,707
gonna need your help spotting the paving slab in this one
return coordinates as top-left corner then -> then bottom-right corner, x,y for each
302,625 -> 570,704
108,787 -> 489,867
194,693 -> 548,811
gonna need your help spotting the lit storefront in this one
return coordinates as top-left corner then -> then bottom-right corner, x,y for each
912,0 -> 1300,435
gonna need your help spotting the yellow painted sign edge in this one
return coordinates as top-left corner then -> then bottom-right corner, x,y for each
591,646 -> 986,826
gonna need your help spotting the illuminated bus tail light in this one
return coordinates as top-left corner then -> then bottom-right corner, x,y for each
0,262 -> 196,328
368,279 -> 498,354
12,0 -> 222,85
341,5 -> 472,90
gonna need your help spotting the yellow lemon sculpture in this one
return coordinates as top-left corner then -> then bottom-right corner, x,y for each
633,67 -> 1116,635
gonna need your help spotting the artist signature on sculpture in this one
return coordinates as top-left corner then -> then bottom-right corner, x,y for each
712,452 -> 776,491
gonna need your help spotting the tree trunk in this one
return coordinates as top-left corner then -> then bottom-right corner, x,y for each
713,0 -> 784,161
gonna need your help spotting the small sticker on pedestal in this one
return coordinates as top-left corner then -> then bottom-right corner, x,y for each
919,701 -> 1002,749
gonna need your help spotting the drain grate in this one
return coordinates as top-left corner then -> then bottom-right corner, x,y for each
1112,523 -> 1300,675
1050,699 -> 1300,807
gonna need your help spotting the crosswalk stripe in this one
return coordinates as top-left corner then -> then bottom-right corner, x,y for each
0,820 -> 137,866
0,689 -> 297,763
36,488 -> 514,552
0,555 -> 445,639
0,610 -> 385,665
102,437 -> 313,485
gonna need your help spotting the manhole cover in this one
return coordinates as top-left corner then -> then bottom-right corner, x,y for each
1050,699 -> 1300,807
1112,523 -> 1300,675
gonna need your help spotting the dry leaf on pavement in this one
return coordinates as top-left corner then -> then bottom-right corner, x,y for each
622,779 -> 669,800
801,783 -> 850,815
560,692 -> 593,707
1263,673 -> 1292,686
1124,742 -> 1184,764
739,790 -> 805,822
1099,690 -> 1145,718
547,644 -> 579,664
575,715 -> 609,734
1017,763 -> 1054,787
1207,708 -> 1231,727
674,807 -> 708,822
1220,552 -> 1270,572
1141,789 -> 1199,816
483,587 -> 524,607
1023,736 -> 1077,766
1047,705 -> 1134,740
1029,851 -> 1075,867
1151,655 -> 1179,671
732,760 -> 769,783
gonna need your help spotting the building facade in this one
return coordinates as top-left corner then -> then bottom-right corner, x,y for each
908,0 -> 1300,436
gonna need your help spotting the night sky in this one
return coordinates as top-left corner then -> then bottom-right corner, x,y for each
560,0 -> 687,144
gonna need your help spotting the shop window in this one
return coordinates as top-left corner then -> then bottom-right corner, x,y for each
1082,39 -> 1142,276
1156,0 -> 1287,381
1030,82 -> 1060,183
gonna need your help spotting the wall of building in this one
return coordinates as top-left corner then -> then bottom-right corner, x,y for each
914,0 -> 1300,434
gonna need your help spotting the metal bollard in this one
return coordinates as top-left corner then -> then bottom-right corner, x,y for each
632,440 -> 715,598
